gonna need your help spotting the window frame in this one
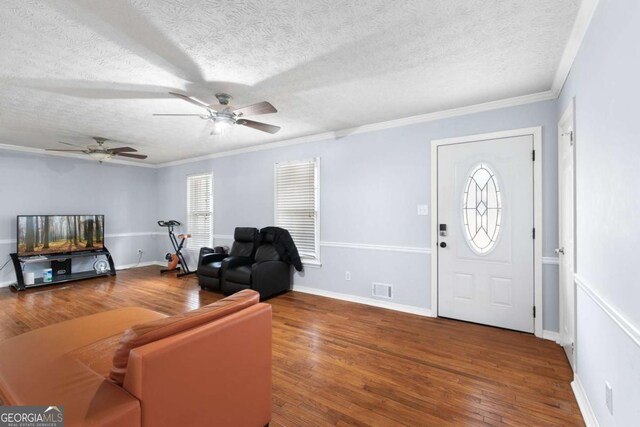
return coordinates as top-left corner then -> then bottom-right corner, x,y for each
186,172 -> 213,250
274,157 -> 321,266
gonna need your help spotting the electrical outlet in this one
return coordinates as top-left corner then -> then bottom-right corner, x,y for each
605,382 -> 613,415
345,271 -> 351,281
417,204 -> 429,216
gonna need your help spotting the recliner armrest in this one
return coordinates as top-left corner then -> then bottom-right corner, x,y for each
221,256 -> 255,272
198,247 -> 216,268
251,260 -> 291,299
200,253 -> 227,267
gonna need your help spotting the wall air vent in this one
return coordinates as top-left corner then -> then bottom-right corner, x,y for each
372,282 -> 393,299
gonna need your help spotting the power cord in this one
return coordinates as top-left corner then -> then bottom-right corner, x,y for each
0,257 -> 11,272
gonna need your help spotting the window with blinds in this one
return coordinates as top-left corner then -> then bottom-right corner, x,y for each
186,173 -> 213,249
275,158 -> 320,262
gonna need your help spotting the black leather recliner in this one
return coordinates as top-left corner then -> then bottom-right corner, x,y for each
221,230 -> 292,299
197,227 -> 259,291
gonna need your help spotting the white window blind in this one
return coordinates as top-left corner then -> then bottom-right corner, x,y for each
186,173 -> 213,249
275,158 -> 319,261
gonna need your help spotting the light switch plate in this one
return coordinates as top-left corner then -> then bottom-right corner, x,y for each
417,204 -> 429,216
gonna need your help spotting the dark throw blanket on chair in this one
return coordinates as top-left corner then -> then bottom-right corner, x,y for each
260,227 -> 304,271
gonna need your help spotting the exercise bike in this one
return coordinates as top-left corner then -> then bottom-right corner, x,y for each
158,220 -> 195,277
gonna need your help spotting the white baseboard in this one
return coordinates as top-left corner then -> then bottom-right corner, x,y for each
542,330 -> 560,343
293,285 -> 433,317
115,260 -> 165,270
572,374 -> 600,427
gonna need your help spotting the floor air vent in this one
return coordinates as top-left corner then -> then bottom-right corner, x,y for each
372,282 -> 393,299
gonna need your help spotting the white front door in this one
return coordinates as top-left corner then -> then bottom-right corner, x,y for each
437,136 -> 535,333
558,104 -> 576,368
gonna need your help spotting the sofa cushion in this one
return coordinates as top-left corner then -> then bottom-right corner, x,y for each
109,289 -> 259,384
198,261 -> 222,277
225,265 -> 252,284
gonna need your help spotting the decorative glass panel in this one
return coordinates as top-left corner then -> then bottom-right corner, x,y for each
462,163 -> 502,254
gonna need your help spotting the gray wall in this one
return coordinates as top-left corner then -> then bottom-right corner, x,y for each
558,0 -> 640,425
0,150 -> 161,285
156,99 -> 560,330
0,99 -> 560,332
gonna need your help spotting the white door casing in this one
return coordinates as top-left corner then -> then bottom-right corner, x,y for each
558,100 -> 576,368
431,128 -> 543,336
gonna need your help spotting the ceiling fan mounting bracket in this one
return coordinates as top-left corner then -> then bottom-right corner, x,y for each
215,93 -> 232,105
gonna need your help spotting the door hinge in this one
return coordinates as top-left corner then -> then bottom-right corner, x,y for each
532,228 -> 536,239
563,131 -> 574,143
532,150 -> 536,161
533,306 -> 536,318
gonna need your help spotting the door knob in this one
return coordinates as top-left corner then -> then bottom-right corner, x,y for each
440,242 -> 447,248
555,247 -> 565,255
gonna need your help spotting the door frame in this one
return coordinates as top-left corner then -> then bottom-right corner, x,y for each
430,127 -> 543,337
558,99 -> 577,368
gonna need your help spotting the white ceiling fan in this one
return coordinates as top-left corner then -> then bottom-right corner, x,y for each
154,92 -> 281,135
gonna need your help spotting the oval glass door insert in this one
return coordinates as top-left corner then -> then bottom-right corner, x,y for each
462,163 -> 502,254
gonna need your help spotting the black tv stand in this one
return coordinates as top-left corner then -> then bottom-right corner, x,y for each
10,248 -> 116,291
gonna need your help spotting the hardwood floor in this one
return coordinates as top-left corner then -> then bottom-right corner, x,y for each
0,266 -> 583,426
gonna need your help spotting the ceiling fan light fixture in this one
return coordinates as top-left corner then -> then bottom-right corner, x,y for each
88,151 -> 112,162
211,115 -> 234,135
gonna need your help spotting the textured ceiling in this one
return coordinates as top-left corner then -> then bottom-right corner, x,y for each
0,0 -> 580,164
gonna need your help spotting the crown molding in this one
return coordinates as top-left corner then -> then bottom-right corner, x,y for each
0,90 -> 556,169
551,0 -> 600,95
156,90 -> 556,168
0,142 -> 157,168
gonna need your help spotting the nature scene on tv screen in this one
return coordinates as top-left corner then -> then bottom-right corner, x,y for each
18,215 -> 104,256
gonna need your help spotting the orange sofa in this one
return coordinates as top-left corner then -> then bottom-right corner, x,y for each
0,290 -> 272,427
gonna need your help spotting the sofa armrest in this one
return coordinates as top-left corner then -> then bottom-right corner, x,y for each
123,304 -> 272,427
0,356 -> 140,427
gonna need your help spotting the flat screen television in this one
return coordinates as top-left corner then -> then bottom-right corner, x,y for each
17,215 -> 105,257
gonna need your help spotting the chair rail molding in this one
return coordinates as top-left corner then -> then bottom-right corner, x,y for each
320,241 -> 431,255
575,273 -> 640,348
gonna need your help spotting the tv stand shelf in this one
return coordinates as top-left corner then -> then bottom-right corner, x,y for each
10,248 -> 116,291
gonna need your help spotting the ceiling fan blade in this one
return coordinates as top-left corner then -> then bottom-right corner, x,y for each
152,113 -> 204,116
233,101 -> 277,117
108,147 -> 137,153
236,119 -> 281,134
46,149 -> 87,152
114,152 -> 148,159
168,92 -> 210,109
